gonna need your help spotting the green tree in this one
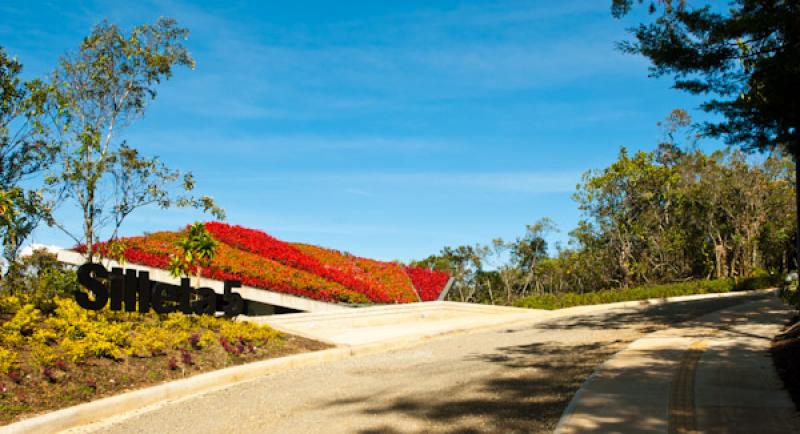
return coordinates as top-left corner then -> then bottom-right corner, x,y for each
0,48 -> 55,266
412,245 -> 484,302
612,0 -> 800,268
43,18 -> 224,262
169,222 -> 218,288
512,218 -> 556,296
1,248 -> 78,314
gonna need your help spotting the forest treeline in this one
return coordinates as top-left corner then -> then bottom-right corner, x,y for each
412,113 -> 796,305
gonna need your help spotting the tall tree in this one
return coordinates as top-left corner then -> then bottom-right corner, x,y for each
510,218 -> 556,296
44,18 -> 224,261
0,47 -> 55,266
612,0 -> 800,269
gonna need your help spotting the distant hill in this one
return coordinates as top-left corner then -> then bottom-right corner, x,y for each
80,222 -> 450,304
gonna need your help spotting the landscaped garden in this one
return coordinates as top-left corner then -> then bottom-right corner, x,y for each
0,251 -> 328,424
81,222 -> 451,305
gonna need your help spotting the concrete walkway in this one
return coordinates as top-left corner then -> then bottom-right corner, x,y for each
555,296 -> 800,434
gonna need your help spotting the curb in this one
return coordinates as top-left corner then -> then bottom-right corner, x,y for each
0,347 -> 351,434
552,343 -> 627,434
0,288 -> 776,433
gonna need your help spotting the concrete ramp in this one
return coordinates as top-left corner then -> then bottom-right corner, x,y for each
247,301 -> 545,346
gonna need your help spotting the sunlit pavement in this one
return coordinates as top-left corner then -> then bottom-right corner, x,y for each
555,296 -> 800,434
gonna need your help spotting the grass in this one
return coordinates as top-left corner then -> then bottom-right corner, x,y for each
0,296 -> 329,425
513,275 -> 781,310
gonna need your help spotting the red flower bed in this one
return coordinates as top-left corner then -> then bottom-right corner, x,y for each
78,223 -> 450,305
84,232 -> 373,303
205,222 -> 396,302
404,266 -> 451,301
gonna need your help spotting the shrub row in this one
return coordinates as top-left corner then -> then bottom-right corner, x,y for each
0,296 -> 281,375
513,275 -> 782,310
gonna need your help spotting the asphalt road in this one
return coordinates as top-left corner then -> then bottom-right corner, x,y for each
74,293 -> 772,434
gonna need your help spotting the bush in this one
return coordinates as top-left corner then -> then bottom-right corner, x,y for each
0,295 -> 22,314
513,276 -> 776,310
2,305 -> 42,346
733,269 -> 784,291
0,295 -> 282,367
0,348 -> 18,374
1,249 -> 78,314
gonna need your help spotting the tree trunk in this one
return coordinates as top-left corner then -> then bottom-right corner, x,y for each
85,201 -> 94,264
795,155 -> 800,272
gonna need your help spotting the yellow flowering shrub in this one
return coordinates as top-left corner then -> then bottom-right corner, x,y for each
30,327 -> 59,345
0,295 -> 283,366
0,347 -> 19,374
218,320 -> 279,347
128,326 -> 169,357
30,341 -> 58,366
0,295 -> 22,314
198,330 -> 217,348
2,304 -> 42,345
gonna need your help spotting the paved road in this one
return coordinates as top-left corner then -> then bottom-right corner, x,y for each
75,292 -> 777,434
555,296 -> 799,433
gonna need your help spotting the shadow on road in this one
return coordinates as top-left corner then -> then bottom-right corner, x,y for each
326,341 -> 621,434
318,292 -> 781,434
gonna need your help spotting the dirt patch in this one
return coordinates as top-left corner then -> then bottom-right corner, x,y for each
0,330 -> 328,425
771,314 -> 800,410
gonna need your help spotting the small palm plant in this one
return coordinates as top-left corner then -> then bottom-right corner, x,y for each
169,222 -> 218,288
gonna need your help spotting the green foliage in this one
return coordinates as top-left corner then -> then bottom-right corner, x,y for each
411,245 -> 484,302
41,18 -> 224,260
0,47 -> 56,264
169,222 -> 218,284
733,269 -> 784,292
612,0 -> 800,284
571,143 -> 794,288
420,136 -> 794,305
612,1 -> 799,156
513,278 -> 770,310
1,249 -> 78,314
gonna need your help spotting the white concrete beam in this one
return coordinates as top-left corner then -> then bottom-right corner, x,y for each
56,249 -> 353,314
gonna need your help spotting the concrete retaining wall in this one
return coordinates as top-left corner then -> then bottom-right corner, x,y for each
56,249 -> 352,314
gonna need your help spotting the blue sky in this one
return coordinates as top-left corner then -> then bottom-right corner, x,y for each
2,0 -> 724,261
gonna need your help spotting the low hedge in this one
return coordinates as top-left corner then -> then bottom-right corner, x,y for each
513,275 -> 782,310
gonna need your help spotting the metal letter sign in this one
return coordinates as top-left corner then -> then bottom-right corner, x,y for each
76,263 -> 245,317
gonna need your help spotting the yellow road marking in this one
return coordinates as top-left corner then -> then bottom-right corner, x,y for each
669,340 -> 708,434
